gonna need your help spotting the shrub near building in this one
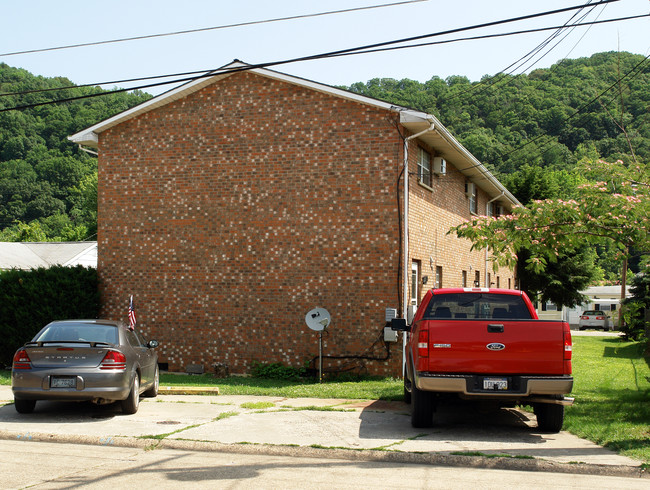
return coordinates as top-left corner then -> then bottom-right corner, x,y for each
0,265 -> 99,367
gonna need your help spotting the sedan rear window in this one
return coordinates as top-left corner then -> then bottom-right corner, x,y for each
582,311 -> 605,316
35,324 -> 118,344
423,293 -> 533,320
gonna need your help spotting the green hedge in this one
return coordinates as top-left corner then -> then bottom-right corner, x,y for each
0,265 -> 99,367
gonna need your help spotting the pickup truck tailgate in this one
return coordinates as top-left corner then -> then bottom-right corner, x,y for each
420,319 -> 567,375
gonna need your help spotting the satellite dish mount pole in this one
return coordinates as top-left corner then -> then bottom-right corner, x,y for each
305,307 -> 331,385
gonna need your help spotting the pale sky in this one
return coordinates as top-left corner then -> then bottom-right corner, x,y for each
1,0 -> 649,95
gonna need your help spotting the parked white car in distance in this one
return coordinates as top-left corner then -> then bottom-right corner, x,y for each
578,310 -> 611,331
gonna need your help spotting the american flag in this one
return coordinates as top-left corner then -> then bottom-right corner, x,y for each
128,295 -> 136,330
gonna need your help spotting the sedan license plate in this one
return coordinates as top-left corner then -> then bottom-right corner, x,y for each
483,377 -> 508,391
51,377 -> 76,388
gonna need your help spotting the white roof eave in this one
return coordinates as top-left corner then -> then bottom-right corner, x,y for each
67,61 -> 519,208
67,61 -> 416,149
68,131 -> 98,147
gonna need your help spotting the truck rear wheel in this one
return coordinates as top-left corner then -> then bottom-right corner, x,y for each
535,403 -> 565,433
403,369 -> 412,404
411,384 -> 434,428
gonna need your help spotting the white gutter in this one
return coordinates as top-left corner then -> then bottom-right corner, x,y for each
485,192 -> 505,287
402,118 -> 435,320
77,144 -> 98,157
401,118 -> 435,379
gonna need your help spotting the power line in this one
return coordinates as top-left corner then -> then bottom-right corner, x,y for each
439,1 -> 606,103
0,0 -> 427,58
337,14 -> 647,62
0,2 -> 636,113
0,69 -> 216,98
4,12 -> 645,100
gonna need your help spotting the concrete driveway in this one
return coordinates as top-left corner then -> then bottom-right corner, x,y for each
0,385 -> 645,478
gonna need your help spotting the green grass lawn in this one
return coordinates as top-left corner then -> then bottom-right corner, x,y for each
563,336 -> 650,463
2,336 -> 648,462
158,373 -> 404,401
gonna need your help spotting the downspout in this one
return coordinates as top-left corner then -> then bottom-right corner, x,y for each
401,118 -> 435,376
77,144 -> 98,157
485,192 -> 505,287
402,118 -> 435,319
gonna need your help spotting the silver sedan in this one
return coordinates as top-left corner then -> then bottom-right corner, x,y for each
11,319 -> 159,414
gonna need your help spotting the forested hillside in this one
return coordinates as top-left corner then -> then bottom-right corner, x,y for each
347,51 -> 648,283
347,51 -> 649,173
0,51 -> 647,248
0,64 -> 151,241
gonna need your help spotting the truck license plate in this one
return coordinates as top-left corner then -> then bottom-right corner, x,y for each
51,377 -> 75,388
483,378 -> 508,390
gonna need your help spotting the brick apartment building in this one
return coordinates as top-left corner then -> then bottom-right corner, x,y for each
69,61 -> 519,377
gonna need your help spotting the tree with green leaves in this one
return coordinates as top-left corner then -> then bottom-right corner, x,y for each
0,63 -> 150,241
451,159 -> 648,309
497,165 -> 601,307
622,261 -> 650,342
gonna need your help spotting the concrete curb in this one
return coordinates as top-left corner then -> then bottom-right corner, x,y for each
0,429 -> 647,479
158,386 -> 220,395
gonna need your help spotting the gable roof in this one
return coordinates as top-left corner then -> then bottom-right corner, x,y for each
69,61 -> 518,207
0,242 -> 97,270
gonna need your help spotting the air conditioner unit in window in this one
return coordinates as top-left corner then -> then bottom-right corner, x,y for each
433,157 -> 446,175
465,182 -> 476,197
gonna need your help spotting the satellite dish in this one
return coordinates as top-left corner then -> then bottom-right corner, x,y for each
305,307 -> 331,331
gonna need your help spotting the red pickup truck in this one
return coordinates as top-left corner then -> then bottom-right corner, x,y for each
392,288 -> 573,432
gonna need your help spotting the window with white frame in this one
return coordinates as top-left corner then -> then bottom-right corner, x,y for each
417,147 -> 432,187
466,182 -> 477,214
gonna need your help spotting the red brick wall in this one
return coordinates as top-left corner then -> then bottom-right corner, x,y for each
97,70 -> 514,376
407,139 -> 515,303
98,71 -> 405,376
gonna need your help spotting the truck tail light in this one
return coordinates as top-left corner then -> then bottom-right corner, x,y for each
417,330 -> 429,358
13,349 -> 32,369
99,350 -> 127,370
563,323 -> 572,359
563,322 -> 572,374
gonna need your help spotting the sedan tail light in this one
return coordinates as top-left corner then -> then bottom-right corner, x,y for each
13,349 -> 32,369
99,350 -> 127,370
596,316 -> 605,320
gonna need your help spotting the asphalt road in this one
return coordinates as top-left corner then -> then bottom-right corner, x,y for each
2,439 -> 649,489
0,385 -> 646,488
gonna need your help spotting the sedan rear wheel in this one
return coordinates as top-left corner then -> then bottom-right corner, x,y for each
121,374 -> 140,414
14,398 -> 36,414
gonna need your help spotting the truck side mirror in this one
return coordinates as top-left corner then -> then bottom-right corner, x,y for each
391,318 -> 409,332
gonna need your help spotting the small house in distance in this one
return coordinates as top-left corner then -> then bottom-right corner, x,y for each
69,61 -> 519,376
0,242 -> 97,270
537,285 -> 631,329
